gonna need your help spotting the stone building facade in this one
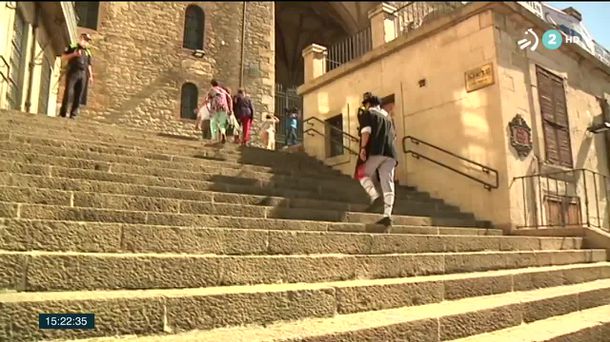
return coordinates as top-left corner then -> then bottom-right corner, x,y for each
298,2 -> 610,231
68,2 -> 274,142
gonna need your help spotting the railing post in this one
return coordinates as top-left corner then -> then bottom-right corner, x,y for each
302,44 -> 328,83
368,2 -> 398,48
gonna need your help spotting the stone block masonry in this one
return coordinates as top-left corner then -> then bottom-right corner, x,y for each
68,1 -> 275,146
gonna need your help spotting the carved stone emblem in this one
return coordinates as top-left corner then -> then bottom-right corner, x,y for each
509,114 -> 533,158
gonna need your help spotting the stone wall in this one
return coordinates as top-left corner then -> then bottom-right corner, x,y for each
68,2 -> 274,144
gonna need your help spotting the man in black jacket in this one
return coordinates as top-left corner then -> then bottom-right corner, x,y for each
59,33 -> 93,119
359,95 -> 398,228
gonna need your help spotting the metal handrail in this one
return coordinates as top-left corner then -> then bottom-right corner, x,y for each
403,136 -> 499,190
304,127 -> 358,156
303,116 -> 359,143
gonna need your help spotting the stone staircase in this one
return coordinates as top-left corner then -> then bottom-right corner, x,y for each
0,109 -> 608,342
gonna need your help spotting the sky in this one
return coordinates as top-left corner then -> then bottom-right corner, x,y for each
547,2 -> 610,50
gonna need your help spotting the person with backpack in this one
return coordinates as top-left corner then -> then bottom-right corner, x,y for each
233,88 -> 255,146
208,79 -> 232,143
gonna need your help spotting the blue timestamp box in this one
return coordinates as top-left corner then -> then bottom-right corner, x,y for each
39,313 -> 95,330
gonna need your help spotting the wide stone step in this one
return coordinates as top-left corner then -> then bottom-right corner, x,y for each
2,263 -> 609,342
0,161 -> 376,205
0,185 -> 470,223
0,135 -> 352,185
451,304 -> 610,341
0,201 -> 483,228
0,122 -> 419,194
1,249 -> 605,292
0,139 -> 341,179
0,219 -> 579,255
1,113 -> 306,161
0,175 -> 448,217
0,151 -> 369,199
0,115 -> 318,158
43,278 -> 610,342
0,127 -> 339,176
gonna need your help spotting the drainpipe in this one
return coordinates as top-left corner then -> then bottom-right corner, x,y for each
239,1 -> 247,88
24,2 -> 39,113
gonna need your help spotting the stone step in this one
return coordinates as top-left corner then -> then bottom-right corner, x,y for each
0,114 -> 315,157
0,219 -> 580,255
1,249 -> 606,292
0,144 -> 362,196
450,304 -> 610,341
0,126 -> 341,176
0,204 -> 502,236
0,139 -> 342,180
41,278 -> 610,342
0,185 -> 467,221
0,201 -> 484,228
0,148 -> 427,204
0,174 -> 449,217
0,134 -> 353,185
0,119 -> 419,193
0,144 -> 428,204
1,113 -> 301,161
1,113 -> 347,177
0,161 -> 378,205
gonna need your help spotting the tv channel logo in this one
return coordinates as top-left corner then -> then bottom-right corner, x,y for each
518,28 -> 581,52
542,29 -> 563,50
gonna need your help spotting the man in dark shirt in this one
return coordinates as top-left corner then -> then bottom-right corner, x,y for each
59,33 -> 93,119
359,95 -> 398,228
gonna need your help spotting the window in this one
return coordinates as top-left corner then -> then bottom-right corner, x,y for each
544,195 -> 581,226
75,2 -> 100,30
7,9 -> 28,110
326,114 -> 344,157
180,83 -> 198,120
536,66 -> 574,168
183,5 -> 205,50
38,57 -> 52,115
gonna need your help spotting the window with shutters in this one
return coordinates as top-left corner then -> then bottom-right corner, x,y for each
180,83 -> 198,120
326,114 -> 344,158
544,195 -> 581,226
7,9 -> 28,110
183,5 -> 205,50
75,2 -> 100,30
38,57 -> 52,115
536,66 -> 574,168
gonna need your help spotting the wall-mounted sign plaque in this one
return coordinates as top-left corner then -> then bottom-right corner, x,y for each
465,63 -> 494,92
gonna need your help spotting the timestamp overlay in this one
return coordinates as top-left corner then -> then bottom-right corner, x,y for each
39,313 -> 95,330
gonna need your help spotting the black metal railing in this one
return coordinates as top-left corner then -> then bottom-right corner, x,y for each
513,169 -> 609,230
392,2 -> 466,37
304,127 -> 358,156
326,26 -> 373,72
303,116 -> 359,143
403,136 -> 500,190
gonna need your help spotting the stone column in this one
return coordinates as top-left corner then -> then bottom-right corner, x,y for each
302,44 -> 328,83
368,3 -> 398,48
